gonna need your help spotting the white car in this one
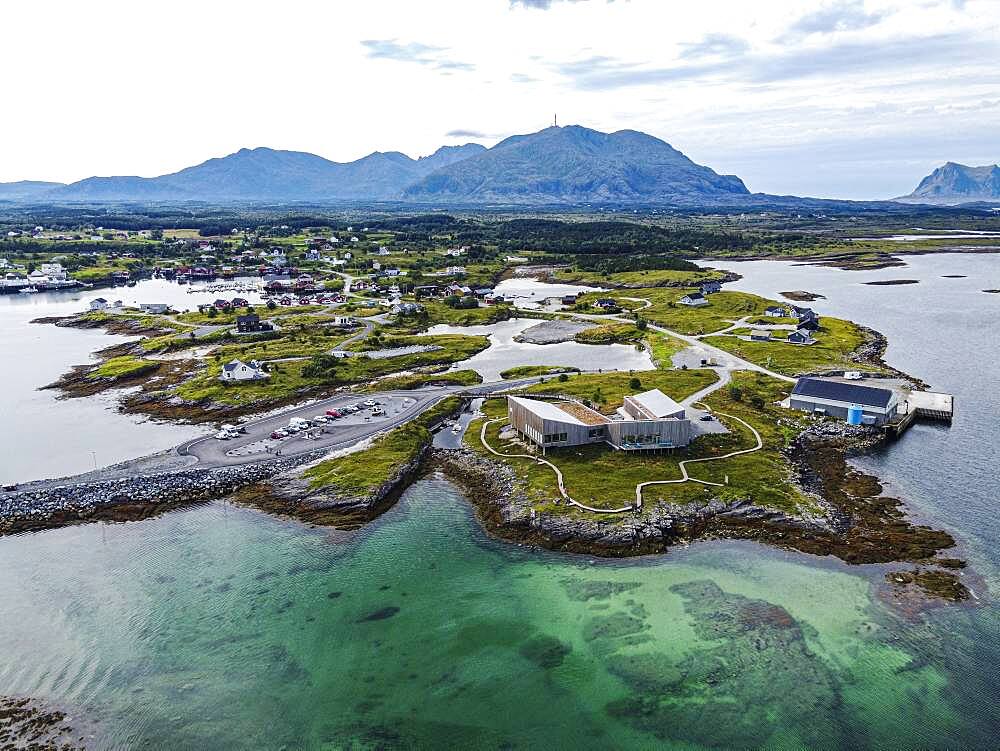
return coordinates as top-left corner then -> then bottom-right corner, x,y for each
312,415 -> 328,424
214,431 -> 235,440
363,400 -> 378,408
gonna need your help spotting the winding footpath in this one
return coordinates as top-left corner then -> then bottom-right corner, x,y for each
478,402 -> 765,516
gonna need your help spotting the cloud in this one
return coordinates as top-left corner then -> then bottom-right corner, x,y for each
553,31 -> 993,91
510,72 -> 539,84
509,0 -> 619,9
785,0 -> 886,37
679,33 -> 750,60
360,39 -> 475,72
446,129 -> 489,138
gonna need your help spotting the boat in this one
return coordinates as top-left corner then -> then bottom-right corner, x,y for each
19,286 -> 39,294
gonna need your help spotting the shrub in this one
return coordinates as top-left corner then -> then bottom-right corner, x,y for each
729,385 -> 743,401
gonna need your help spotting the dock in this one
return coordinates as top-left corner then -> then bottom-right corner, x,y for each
883,390 -> 954,438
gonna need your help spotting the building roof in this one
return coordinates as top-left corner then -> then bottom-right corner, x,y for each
792,378 -> 894,408
92,297 -> 107,303
765,306 -> 785,313
682,292 -> 705,301
222,359 -> 244,372
628,389 -> 684,419
509,396 -> 587,425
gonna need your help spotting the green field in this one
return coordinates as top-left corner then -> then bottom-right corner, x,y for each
703,317 -> 874,376
553,267 -> 727,288
90,355 -> 159,380
469,370 -> 812,513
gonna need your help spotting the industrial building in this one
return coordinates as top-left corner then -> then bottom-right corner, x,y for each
507,389 -> 691,452
789,377 -> 899,425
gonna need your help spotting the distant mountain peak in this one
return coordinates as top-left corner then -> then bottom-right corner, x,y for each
899,161 -> 1000,205
404,123 -> 747,204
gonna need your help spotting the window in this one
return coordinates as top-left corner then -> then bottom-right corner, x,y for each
588,427 -> 604,438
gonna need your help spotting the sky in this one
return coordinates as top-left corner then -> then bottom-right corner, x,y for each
2,0 -> 998,199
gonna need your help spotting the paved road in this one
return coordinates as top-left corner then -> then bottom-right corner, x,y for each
6,377 -> 545,491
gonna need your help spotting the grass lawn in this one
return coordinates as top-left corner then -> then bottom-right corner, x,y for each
552,267 -> 727,288
173,335 -> 490,406
703,317 -> 875,376
574,323 -> 644,344
500,365 -> 581,379
366,370 -> 483,390
420,301 -> 513,326
304,396 -> 462,492
173,305 -> 325,326
588,289 -> 776,335
519,369 -> 717,413
91,355 -> 159,380
645,332 -> 687,367
467,370 -> 814,513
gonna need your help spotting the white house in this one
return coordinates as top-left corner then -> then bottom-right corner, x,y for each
445,265 -> 466,276
304,249 -> 321,261
139,303 -> 172,314
89,297 -> 109,311
764,306 -> 788,318
678,292 -> 709,307
40,263 -> 67,280
219,359 -> 269,382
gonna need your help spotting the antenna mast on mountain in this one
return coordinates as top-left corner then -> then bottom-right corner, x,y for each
554,113 -> 558,127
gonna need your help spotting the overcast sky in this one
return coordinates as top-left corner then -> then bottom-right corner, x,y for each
3,0 -> 998,199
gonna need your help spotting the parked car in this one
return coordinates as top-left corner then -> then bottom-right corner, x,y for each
312,415 -> 328,424
363,400 -> 377,408
325,409 -> 342,418
270,430 -> 288,439
220,423 -> 245,434
214,431 -> 234,440
699,414 -> 714,421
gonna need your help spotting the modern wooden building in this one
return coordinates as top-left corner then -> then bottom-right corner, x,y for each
507,389 -> 691,453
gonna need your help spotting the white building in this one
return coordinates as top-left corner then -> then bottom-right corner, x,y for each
89,297 -> 110,311
678,292 -> 708,307
219,359 -> 269,382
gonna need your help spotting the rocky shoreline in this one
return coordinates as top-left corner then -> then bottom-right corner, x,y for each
0,452 -> 326,536
234,444 -> 433,529
432,424 -> 971,604
0,694 -> 93,750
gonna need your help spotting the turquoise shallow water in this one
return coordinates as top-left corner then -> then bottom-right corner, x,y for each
0,479 -> 997,750
2,254 -> 1000,748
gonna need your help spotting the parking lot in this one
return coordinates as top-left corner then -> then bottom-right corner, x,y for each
180,392 -> 434,466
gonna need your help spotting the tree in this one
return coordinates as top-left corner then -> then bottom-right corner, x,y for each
750,395 -> 765,410
266,299 -> 277,310
635,318 -> 648,331
729,385 -> 743,402
629,377 -> 642,390
557,373 -> 569,382
207,306 -> 218,318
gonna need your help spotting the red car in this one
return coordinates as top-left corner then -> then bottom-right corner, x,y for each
270,430 -> 288,439
325,409 -> 342,418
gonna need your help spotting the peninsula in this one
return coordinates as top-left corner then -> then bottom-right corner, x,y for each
0,213 -> 970,606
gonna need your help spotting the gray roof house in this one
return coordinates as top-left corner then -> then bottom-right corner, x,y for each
219,359 -> 269,382
790,378 -> 898,425
678,292 -> 708,307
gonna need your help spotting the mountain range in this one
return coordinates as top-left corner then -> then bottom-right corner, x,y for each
897,162 -> 1000,205
0,125 -> 993,208
0,126 -> 749,206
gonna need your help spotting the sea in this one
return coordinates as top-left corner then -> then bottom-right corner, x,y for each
0,254 -> 998,749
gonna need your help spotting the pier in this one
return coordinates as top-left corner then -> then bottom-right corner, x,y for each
884,390 -> 954,438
